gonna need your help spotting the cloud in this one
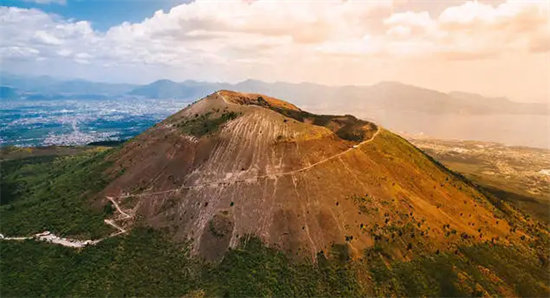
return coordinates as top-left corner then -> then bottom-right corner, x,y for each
0,46 -> 39,59
529,35 -> 550,53
383,0 -> 550,58
385,11 -> 434,29
3,0 -> 545,66
23,0 -> 66,5
0,0 -> 548,101
33,30 -> 63,45
0,7 -> 95,61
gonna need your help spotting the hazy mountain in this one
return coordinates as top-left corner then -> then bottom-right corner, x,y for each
130,79 -> 548,115
0,73 -> 137,96
50,79 -> 137,95
0,74 -> 59,92
3,73 -> 545,115
447,91 -> 547,114
128,79 -> 231,99
0,86 -> 18,100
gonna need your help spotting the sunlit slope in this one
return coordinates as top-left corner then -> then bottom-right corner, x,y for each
96,90 -> 525,260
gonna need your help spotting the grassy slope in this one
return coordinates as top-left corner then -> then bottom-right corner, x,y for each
460,171 -> 550,224
175,110 -> 241,137
411,141 -> 550,224
0,147 -> 118,239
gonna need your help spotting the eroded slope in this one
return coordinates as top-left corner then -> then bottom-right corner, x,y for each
98,91 -> 526,260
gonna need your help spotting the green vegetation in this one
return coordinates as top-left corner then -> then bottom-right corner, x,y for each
366,243 -> 549,297
2,229 -> 548,297
1,155 -> 57,205
0,228 -> 198,296
177,111 -> 240,137
0,230 -> 363,297
203,237 -> 361,297
0,148 -> 117,239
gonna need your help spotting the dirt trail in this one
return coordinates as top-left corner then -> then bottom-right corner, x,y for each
110,94 -> 381,200
273,127 -> 381,176
1,231 -> 99,248
1,195 -> 133,248
111,127 -> 380,200
1,92 -> 380,247
104,219 -> 126,234
106,196 -> 131,219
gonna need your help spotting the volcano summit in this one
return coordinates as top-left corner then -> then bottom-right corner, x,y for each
96,90 -> 522,261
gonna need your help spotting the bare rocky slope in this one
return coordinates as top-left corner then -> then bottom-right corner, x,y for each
97,90 -> 527,261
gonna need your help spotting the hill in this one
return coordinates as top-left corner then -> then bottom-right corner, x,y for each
1,91 -> 548,296
95,91 -> 533,261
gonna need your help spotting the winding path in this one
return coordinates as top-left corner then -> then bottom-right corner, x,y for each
109,125 -> 380,201
106,196 -> 131,219
0,196 -> 133,248
111,92 -> 381,200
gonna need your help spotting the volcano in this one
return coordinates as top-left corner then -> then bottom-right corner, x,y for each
99,90 -> 522,260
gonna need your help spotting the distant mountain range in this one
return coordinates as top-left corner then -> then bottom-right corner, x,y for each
128,78 -> 549,115
0,74 -> 137,97
3,74 -> 546,116
128,79 -> 229,100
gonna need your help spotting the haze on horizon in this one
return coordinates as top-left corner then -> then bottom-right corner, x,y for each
1,0 -> 549,103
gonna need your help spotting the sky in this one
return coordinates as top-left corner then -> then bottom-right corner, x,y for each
1,0 -> 549,103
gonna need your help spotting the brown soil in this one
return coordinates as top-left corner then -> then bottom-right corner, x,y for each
97,91 -> 526,261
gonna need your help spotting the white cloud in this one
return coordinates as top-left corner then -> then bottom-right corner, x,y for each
23,0 -> 66,5
385,11 -> 435,28
383,0 -> 550,57
56,48 -> 72,57
386,25 -> 410,37
0,0 -> 548,101
0,46 -> 39,59
0,7 -> 96,63
34,30 -> 63,45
